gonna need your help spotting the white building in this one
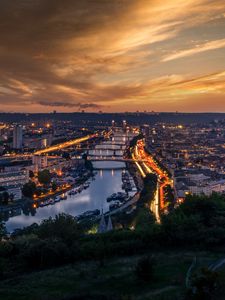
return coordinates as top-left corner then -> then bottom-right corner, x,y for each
0,170 -> 28,200
141,124 -> 150,137
6,185 -> 22,201
32,155 -> 48,172
13,125 -> 23,149
189,180 -> 225,196
0,170 -> 28,186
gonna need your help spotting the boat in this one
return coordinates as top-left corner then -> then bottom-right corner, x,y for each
124,184 -> 132,192
39,200 -> 49,207
68,190 -> 76,196
109,201 -> 121,211
107,192 -> 128,202
55,196 -> 60,202
49,198 -> 55,205
107,193 -> 118,202
117,192 -> 127,198
45,199 -> 51,205
60,194 -> 67,200
83,182 -> 89,189
82,209 -> 100,217
77,209 -> 100,220
77,186 -> 83,193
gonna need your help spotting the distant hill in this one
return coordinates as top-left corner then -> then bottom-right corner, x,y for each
0,112 -> 224,125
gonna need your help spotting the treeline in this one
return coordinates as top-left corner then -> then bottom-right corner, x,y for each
1,193 -> 225,280
82,153 -> 93,171
129,133 -> 143,148
138,173 -> 157,207
109,173 -> 158,229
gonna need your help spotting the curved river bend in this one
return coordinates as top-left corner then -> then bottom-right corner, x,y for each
5,133 -> 135,232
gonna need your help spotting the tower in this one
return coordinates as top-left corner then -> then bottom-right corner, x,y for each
98,212 -> 107,233
106,215 -> 113,231
13,125 -> 23,149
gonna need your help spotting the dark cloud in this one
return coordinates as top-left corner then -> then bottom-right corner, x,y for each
78,103 -> 103,109
0,0 -> 138,110
37,100 -> 103,110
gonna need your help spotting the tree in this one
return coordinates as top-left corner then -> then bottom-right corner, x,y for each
0,191 -> 9,205
187,268 -> 219,300
138,173 -> 158,207
29,170 -> 35,178
161,194 -> 225,246
178,194 -> 225,227
62,152 -> 70,160
22,181 -> 36,198
129,134 -> 144,148
9,193 -> 14,202
38,169 -> 51,185
0,221 -> 6,241
82,153 -> 88,161
2,191 -> 9,205
37,214 -> 80,245
82,153 -> 93,171
52,181 -> 58,192
135,207 -> 156,231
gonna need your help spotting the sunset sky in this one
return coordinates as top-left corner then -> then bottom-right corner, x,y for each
0,0 -> 225,113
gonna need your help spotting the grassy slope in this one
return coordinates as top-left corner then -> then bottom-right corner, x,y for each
0,251 -> 225,300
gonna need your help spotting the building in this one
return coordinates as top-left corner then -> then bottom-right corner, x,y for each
122,120 -> 127,132
0,170 -> 29,200
140,124 -> 150,137
98,213 -> 113,233
32,155 -> 48,172
188,180 -> 225,196
13,125 -> 23,149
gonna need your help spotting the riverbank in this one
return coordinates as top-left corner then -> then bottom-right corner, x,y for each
3,132 -> 136,231
0,171 -> 93,213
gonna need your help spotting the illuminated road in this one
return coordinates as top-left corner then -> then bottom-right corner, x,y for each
34,133 -> 99,155
132,140 -> 171,222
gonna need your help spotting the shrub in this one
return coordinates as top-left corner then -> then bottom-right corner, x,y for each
186,268 -> 219,300
135,256 -> 155,282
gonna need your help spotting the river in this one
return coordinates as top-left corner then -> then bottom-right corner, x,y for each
5,132 -> 135,232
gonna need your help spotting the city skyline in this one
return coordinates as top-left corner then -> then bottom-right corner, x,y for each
0,0 -> 225,113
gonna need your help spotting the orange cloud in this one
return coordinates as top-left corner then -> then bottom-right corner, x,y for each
163,39 -> 225,61
0,0 -> 225,112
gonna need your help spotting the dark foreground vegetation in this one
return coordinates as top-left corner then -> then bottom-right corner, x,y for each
1,193 -> 225,299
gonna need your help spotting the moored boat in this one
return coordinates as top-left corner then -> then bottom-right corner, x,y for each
60,194 -> 67,200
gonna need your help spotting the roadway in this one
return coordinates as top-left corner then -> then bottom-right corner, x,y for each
135,140 -> 171,210
132,140 -> 171,222
34,133 -> 99,155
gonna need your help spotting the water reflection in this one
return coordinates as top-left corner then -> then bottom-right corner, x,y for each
5,168 -> 126,232
5,133 -> 134,233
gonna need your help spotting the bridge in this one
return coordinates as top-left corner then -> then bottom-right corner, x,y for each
88,156 -> 146,163
79,147 -> 125,152
87,153 -> 124,158
97,142 -> 127,147
111,133 -> 133,138
93,166 -> 126,170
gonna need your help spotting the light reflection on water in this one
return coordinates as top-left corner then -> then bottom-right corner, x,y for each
5,134 -> 135,232
5,163 -> 126,232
